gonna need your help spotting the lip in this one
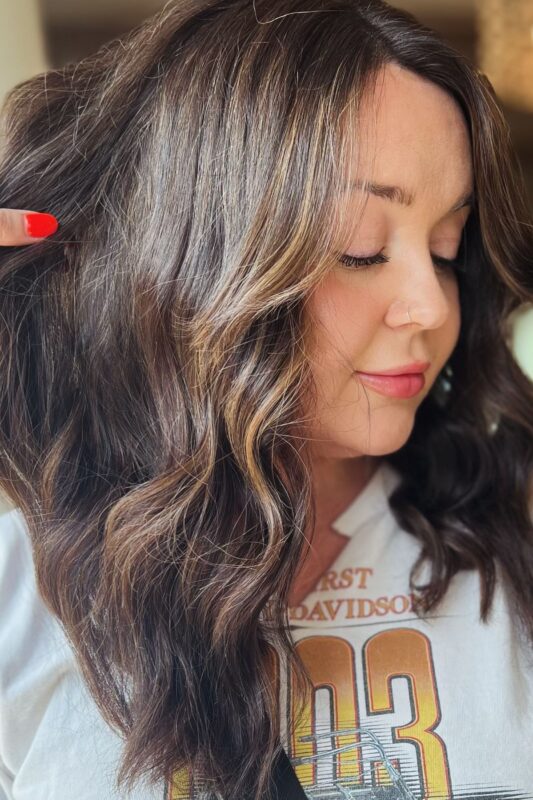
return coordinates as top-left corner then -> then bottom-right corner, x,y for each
354,370 -> 427,398
358,361 -> 431,376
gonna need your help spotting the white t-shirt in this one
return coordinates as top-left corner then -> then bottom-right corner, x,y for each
277,461 -> 533,799
1,461 -> 533,799
0,506 -> 164,800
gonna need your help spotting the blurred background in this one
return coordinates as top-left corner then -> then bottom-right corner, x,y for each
0,2 -> 531,516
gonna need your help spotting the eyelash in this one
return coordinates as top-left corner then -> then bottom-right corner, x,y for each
337,248 -> 466,273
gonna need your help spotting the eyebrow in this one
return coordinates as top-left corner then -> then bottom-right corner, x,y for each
347,179 -> 475,213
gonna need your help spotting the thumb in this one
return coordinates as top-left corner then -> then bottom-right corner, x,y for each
0,209 -> 59,245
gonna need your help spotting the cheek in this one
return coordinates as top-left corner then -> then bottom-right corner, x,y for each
306,274 -> 379,376
441,278 -> 462,350
306,271 -> 462,396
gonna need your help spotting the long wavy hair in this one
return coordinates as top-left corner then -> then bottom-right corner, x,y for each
1,0 -> 532,797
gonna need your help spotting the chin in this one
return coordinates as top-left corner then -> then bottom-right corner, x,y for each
337,413 -> 417,456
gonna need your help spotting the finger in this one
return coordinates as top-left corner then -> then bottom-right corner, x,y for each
0,209 -> 59,245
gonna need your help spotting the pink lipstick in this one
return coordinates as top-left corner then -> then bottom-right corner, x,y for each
354,361 -> 430,398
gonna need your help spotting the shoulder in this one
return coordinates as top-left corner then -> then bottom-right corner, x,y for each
0,506 -> 73,675
0,507 -> 80,789
0,507 -> 163,799
0,506 -> 73,678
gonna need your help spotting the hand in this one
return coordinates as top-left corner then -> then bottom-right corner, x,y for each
0,209 -> 58,245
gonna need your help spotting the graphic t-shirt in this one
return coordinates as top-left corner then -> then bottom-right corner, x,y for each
1,460 -> 533,799
274,461 -> 533,800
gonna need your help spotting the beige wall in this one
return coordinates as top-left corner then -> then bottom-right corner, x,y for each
0,0 -> 48,110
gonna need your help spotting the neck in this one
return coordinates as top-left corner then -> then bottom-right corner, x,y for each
309,455 -> 382,528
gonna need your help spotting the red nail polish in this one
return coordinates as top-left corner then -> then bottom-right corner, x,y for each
24,212 -> 59,238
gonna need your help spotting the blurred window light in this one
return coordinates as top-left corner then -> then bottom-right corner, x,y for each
476,0 -> 533,112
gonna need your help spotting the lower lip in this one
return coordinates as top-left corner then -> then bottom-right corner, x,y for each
354,371 -> 426,398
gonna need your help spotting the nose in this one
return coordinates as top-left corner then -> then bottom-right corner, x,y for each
386,255 -> 456,330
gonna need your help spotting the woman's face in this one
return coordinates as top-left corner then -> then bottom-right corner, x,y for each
305,62 -> 473,461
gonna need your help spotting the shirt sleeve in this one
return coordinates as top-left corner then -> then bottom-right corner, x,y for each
0,507 -> 163,800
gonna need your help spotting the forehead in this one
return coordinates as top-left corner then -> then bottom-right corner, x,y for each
346,63 -> 473,200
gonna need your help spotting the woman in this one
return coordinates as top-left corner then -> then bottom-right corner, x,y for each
0,0 -> 532,798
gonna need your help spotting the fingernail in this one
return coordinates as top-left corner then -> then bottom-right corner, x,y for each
24,212 -> 59,238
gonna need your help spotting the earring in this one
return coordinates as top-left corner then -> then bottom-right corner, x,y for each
433,362 -> 453,408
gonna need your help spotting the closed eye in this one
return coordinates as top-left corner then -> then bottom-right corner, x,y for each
337,244 -> 466,273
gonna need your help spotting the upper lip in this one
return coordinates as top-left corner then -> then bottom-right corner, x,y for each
357,361 -> 431,376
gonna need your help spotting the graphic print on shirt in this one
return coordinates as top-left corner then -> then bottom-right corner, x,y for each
166,618 -> 531,799
278,562 -> 533,800
165,566 -> 533,800
285,629 -> 449,800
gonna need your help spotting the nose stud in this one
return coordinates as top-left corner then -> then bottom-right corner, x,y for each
388,299 -> 416,326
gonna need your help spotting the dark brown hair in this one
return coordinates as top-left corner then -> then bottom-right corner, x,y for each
0,0 -> 532,797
